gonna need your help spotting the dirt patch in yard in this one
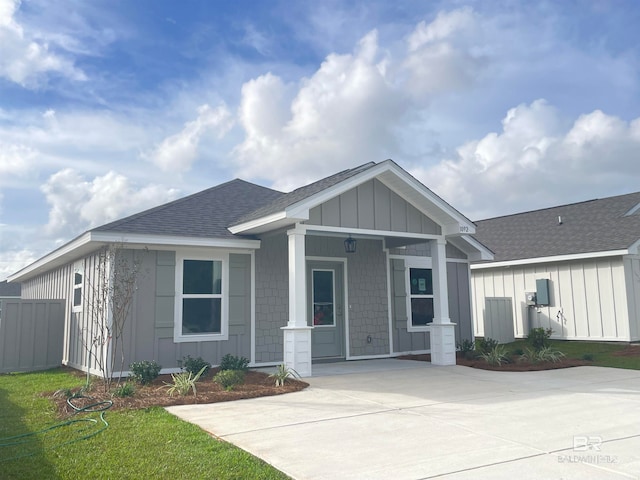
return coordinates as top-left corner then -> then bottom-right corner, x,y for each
50,368 -> 308,416
611,344 -> 640,357
398,353 -> 590,371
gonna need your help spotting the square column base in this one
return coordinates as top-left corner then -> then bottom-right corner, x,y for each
430,323 -> 457,366
282,326 -> 313,377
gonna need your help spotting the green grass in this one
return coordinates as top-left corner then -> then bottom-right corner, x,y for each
503,339 -> 640,370
0,369 -> 289,480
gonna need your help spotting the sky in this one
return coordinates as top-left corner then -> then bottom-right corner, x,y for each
1,0 -> 640,279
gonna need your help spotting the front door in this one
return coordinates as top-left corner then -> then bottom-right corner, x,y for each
307,261 -> 345,359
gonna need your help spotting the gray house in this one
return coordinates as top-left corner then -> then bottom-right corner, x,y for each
472,191 -> 640,342
9,160 -> 492,377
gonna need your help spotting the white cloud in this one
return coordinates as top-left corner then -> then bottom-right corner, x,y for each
231,9 -> 489,190
0,0 -> 86,88
150,104 -> 233,173
0,141 -> 36,176
0,248 -> 36,280
233,30 -> 407,190
403,8 -> 485,97
41,169 -> 179,236
413,100 -> 640,219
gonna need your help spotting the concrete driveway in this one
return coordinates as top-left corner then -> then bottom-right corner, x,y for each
167,360 -> 640,479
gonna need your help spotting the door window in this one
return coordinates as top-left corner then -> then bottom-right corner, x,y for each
312,270 -> 334,326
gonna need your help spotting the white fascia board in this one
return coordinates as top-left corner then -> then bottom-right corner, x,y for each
375,165 -> 476,234
8,231 -> 260,283
227,211 -> 289,234
90,232 -> 261,250
470,249 -> 629,270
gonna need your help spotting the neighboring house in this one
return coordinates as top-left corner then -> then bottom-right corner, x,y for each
8,160 -> 492,377
471,191 -> 640,342
0,280 -> 21,318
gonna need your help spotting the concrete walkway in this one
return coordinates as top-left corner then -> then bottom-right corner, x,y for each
167,360 -> 640,479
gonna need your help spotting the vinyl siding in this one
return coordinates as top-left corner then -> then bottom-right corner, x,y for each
472,257 -> 631,341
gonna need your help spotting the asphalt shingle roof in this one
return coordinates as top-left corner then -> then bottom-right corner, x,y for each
231,162 -> 377,226
473,191 -> 640,263
0,280 -> 21,296
93,179 -> 284,239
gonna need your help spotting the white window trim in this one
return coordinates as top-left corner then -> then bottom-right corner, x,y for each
311,268 -> 336,328
72,260 -> 84,313
174,250 -> 229,342
405,257 -> 434,332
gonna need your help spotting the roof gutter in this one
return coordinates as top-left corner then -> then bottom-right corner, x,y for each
470,249 -> 630,270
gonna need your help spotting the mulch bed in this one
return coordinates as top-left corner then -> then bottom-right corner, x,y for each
398,353 -> 590,371
50,368 -> 308,416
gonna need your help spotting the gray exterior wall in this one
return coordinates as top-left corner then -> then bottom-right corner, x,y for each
307,179 -> 441,235
307,237 -> 390,357
120,249 -> 253,371
23,247 -> 253,373
255,234 -> 289,363
389,256 -> 473,353
623,255 -> 640,341
21,250 -> 105,372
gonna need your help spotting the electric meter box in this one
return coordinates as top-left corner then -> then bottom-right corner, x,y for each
525,292 -> 537,306
536,279 -> 550,306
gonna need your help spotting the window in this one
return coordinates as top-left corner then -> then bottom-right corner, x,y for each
175,252 -> 228,342
406,262 -> 434,330
312,270 -> 335,326
72,262 -> 83,312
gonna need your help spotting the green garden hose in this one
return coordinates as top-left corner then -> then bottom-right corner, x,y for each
0,395 -> 113,462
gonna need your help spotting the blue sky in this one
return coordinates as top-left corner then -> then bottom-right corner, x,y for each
1,0 -> 640,278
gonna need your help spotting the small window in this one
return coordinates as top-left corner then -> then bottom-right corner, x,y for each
312,270 -> 335,326
175,252 -> 228,342
72,263 -> 83,312
408,267 -> 434,328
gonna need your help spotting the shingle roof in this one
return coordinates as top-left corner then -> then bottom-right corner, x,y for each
93,179 -> 284,239
473,191 -> 640,263
231,162 -> 377,226
0,280 -> 21,296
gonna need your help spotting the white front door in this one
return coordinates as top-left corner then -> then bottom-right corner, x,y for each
307,261 -> 345,359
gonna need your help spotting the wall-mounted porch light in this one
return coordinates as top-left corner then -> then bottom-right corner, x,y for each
344,236 -> 357,253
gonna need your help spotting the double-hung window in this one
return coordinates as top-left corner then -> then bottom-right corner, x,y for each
175,252 -> 228,342
406,260 -> 434,331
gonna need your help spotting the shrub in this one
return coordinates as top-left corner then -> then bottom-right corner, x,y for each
475,337 -> 499,355
457,339 -> 475,353
113,382 -> 135,398
512,347 -> 525,356
164,366 -> 207,397
130,360 -> 162,385
520,346 -> 565,363
179,355 -> 210,378
219,354 -> 249,372
480,345 -> 510,366
527,327 -> 553,351
268,364 -> 300,387
213,369 -> 246,391
582,353 -> 595,361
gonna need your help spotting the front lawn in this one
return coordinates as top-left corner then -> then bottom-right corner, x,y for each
504,339 -> 640,370
0,369 -> 289,480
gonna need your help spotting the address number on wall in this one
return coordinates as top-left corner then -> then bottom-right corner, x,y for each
459,226 -> 470,233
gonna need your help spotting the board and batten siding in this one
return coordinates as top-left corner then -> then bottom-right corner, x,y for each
21,250 -> 107,371
472,256 -> 633,341
118,249 -> 253,372
623,255 -> 640,341
307,179 -> 441,235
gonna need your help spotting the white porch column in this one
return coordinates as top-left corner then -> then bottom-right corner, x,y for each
430,239 -> 456,366
282,228 -> 313,377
